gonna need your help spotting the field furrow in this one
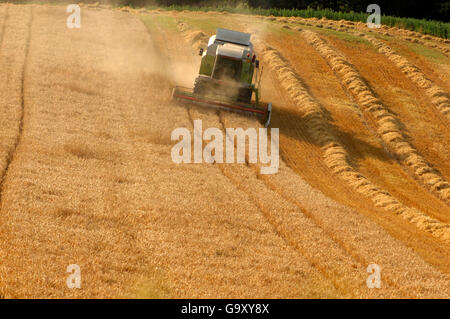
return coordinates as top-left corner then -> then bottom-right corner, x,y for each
0,5 -> 32,201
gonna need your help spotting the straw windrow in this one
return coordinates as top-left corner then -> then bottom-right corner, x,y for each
301,30 -> 450,205
255,39 -> 450,243
174,19 -> 450,242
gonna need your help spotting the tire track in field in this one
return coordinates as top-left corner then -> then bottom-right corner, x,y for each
0,5 -> 9,47
0,4 -> 9,299
0,3 -> 32,299
0,5 -> 10,205
300,30 -> 450,206
145,17 -> 343,298
0,6 -> 33,205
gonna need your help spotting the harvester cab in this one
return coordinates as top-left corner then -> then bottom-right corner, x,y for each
172,28 -> 272,127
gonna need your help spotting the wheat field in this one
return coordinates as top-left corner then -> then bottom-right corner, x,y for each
0,3 -> 448,298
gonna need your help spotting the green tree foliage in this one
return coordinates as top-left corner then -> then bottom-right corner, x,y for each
247,0 -> 449,22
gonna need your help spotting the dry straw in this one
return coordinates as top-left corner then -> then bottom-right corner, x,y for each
363,35 -> 450,122
174,20 -> 450,242
255,38 -> 449,243
301,30 -> 450,206
286,16 -> 450,57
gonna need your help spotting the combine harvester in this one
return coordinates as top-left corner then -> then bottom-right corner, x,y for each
172,28 -> 272,127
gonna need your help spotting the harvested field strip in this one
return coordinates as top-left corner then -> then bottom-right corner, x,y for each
401,36 -> 450,58
374,28 -> 450,58
215,99 -> 447,297
171,24 -> 346,297
300,29 -> 450,201
363,35 -> 450,122
257,29 -> 450,222
174,18 -> 449,297
283,16 -> 450,58
134,14 -> 341,298
301,30 -> 450,206
256,170 -> 450,297
176,20 -> 374,298
254,40 -> 449,242
0,3 -> 33,298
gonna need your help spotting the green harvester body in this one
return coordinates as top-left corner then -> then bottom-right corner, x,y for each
172,28 -> 271,127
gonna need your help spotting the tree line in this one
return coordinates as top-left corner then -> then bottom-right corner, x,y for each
142,0 -> 449,22
9,0 -> 445,22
